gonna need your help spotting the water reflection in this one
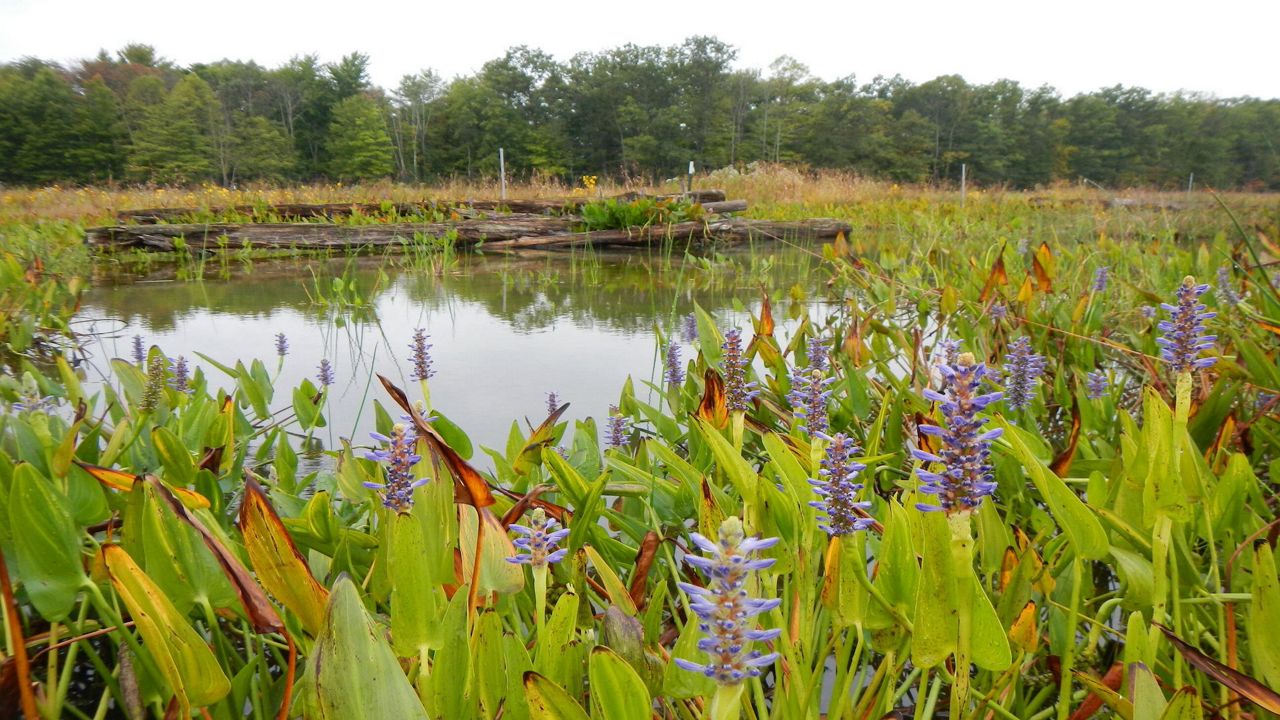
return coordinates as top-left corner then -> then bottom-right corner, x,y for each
79,247 -> 823,461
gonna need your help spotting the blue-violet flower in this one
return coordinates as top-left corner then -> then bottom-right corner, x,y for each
914,353 -> 1004,514
362,423 -> 426,512
675,517 -> 781,685
809,433 -> 873,536
506,508 -> 570,566
1002,336 -> 1046,411
1157,276 -> 1217,375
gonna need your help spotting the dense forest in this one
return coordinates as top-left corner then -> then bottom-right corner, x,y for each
1,38 -> 1278,189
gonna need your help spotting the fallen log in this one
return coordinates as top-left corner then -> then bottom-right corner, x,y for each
86,216 -> 576,252
699,199 -> 748,214
115,190 -> 729,224
482,218 -> 851,251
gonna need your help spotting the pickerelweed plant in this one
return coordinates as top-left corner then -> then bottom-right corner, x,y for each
676,517 -> 781,720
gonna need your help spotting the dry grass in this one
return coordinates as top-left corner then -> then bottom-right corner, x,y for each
1,165 -> 1276,227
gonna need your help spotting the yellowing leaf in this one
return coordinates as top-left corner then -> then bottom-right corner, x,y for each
104,545 -> 230,715
238,478 -> 329,636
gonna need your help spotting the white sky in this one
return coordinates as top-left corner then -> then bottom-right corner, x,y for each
1,0 -> 1276,98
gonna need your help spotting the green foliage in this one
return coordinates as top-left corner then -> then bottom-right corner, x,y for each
577,197 -> 703,231
325,95 -> 394,182
128,74 -> 221,184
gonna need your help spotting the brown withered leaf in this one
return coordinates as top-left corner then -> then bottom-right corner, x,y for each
75,462 -> 211,510
1207,414 -> 1237,462
697,368 -> 729,429
197,446 -> 224,473
627,531 -> 660,611
1155,622 -> 1280,714
498,485 -> 572,527
979,250 -> 1009,302
377,374 -> 495,508
144,476 -> 284,634
1253,318 -> 1280,338
1049,398 -> 1081,477
238,478 -> 328,636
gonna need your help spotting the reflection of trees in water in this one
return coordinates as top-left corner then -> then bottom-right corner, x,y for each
83,249 -> 820,335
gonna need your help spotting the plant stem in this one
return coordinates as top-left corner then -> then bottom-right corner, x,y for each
949,511 -> 975,720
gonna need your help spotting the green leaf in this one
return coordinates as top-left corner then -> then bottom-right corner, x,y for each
152,426 -> 196,488
432,410 -> 474,460
911,508 -> 956,668
537,589 -> 581,684
997,418 -> 1108,559
427,588 -> 473,719
589,646 -> 650,720
967,572 -> 1012,671
1159,688 -> 1204,720
9,463 -> 85,621
694,419 -> 758,506
1249,542 -> 1280,690
310,575 -> 428,720
390,513 -> 445,655
583,545 -> 638,616
1129,662 -> 1167,720
524,672 -> 589,720
292,387 -> 324,430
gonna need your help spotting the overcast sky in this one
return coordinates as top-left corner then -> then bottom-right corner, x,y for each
1,0 -> 1276,98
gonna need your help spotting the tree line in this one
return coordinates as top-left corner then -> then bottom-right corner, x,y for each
1,39 -> 1277,189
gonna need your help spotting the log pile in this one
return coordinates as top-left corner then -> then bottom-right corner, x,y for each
88,191 -> 852,253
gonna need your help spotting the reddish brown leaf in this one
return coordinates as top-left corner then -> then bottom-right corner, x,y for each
756,289 -> 775,337
1155,622 -> 1280,714
627,532 -> 660,610
979,251 -> 1009,302
697,368 -> 729,429
197,446 -> 224,473
0,547 -> 37,720
498,484 -> 572,527
1049,398 -> 1081,477
1068,662 -> 1123,720
1253,318 -> 1280,338
144,477 -> 284,634
377,374 -> 495,508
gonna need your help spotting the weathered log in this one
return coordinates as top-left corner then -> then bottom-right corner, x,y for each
114,190 -> 729,224
699,199 -> 748,214
86,216 -> 576,252
482,218 -> 851,251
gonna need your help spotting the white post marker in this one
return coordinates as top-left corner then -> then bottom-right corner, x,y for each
960,163 -> 967,207
499,147 -> 506,201
687,161 -> 695,196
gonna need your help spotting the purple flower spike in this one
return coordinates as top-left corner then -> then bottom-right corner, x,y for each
1092,266 -> 1110,293
607,405 -> 631,449
665,342 -> 685,386
1002,336 -> 1046,411
169,356 -> 191,394
1085,370 -> 1108,400
506,508 -> 570,566
809,433 -> 873,536
915,353 -> 1003,514
722,328 -> 759,412
787,333 -> 836,435
1215,266 -> 1241,308
675,517 -> 781,686
1141,305 -> 1157,320
317,358 -> 335,387
1157,276 -> 1217,375
131,335 -> 146,366
988,302 -> 1008,322
546,391 -> 560,416
681,313 -> 699,344
275,332 -> 289,358
362,423 -> 426,512
410,328 -> 435,381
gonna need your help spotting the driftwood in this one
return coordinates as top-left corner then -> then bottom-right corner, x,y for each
86,216 -> 576,252
482,218 -> 852,251
114,190 -> 729,224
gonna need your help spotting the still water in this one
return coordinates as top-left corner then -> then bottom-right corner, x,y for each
77,246 -> 825,462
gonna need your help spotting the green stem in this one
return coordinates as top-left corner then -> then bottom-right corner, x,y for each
1057,555 -> 1083,720
949,511 -> 975,720
533,565 -> 547,647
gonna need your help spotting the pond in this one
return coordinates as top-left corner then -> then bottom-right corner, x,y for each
74,245 -> 828,466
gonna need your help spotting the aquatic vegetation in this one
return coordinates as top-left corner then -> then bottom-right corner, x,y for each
1,184 -> 1278,720
664,341 -> 684,385
409,327 -> 435,381
1092,265 -> 1110,293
